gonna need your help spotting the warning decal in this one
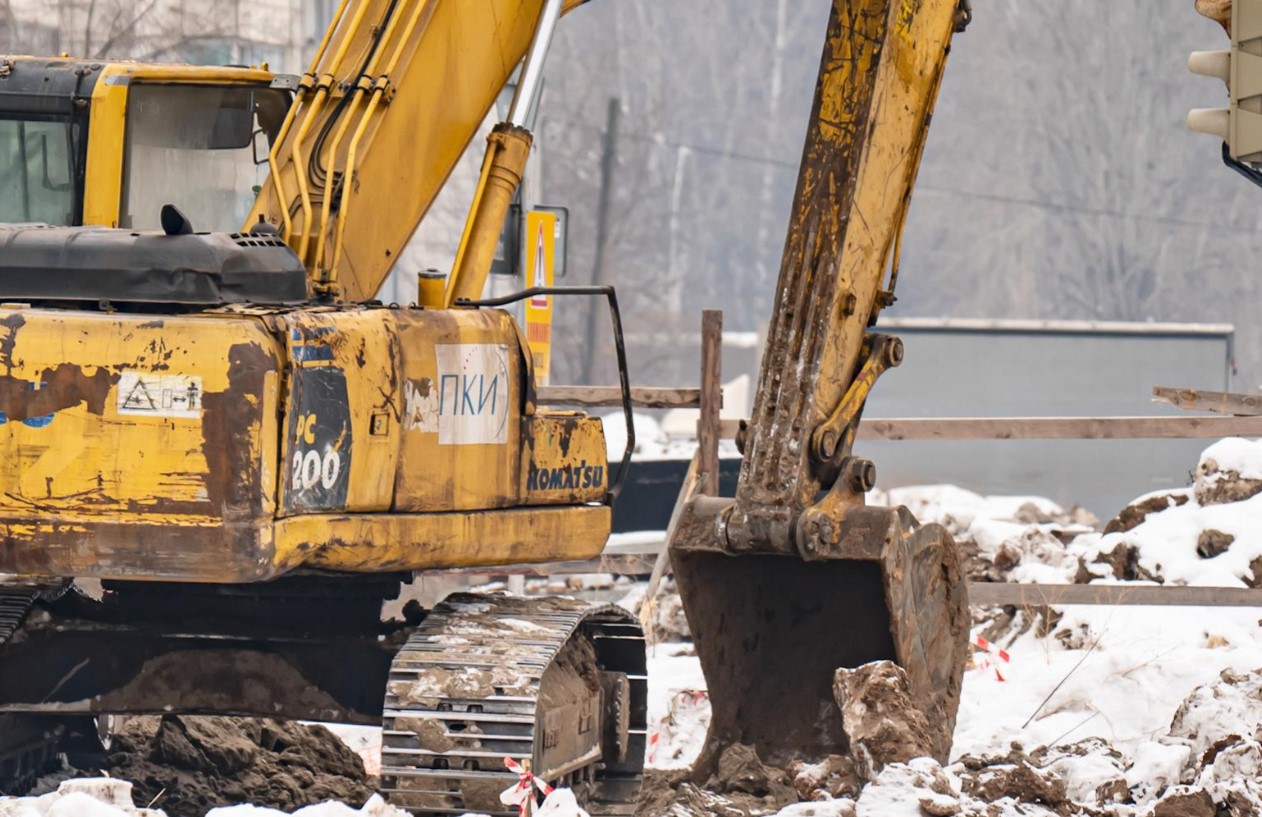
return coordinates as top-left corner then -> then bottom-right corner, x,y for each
529,221 -> 549,309
523,210 -> 555,385
117,371 -> 203,419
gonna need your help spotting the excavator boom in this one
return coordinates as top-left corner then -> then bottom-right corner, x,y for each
249,0 -> 586,302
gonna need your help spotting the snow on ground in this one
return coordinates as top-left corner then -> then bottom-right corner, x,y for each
637,438 -> 1262,814
954,605 -> 1262,758
1199,437 -> 1262,480
204,798 -> 404,817
641,602 -> 1262,775
646,644 -> 709,770
0,779 -> 404,817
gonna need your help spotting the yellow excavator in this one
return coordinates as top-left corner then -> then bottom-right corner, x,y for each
0,0 -> 969,809
0,0 -> 1243,811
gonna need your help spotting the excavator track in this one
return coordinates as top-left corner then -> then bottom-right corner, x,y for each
380,594 -> 646,816
0,588 -> 39,646
0,715 -> 64,795
0,584 -> 69,794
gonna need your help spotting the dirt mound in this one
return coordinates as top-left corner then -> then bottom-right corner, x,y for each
709,744 -> 796,805
955,751 -> 1072,813
788,754 -> 860,801
1196,456 -> 1262,506
92,716 -> 376,816
1149,787 -> 1215,817
832,662 -> 935,779
1103,491 -> 1189,534
636,744 -> 799,817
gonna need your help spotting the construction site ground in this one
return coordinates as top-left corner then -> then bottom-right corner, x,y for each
9,437 -> 1262,816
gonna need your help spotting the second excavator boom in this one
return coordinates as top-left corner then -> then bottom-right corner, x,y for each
671,0 -> 972,776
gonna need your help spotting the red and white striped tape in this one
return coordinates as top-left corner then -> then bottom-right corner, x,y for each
972,635 -> 1011,681
501,757 -> 554,816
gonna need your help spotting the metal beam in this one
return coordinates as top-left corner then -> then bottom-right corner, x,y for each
717,415 -> 1262,441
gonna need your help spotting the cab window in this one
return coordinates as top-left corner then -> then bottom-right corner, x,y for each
121,84 -> 289,232
0,117 -> 76,225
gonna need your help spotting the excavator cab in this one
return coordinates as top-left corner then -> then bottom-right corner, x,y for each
0,58 -> 291,230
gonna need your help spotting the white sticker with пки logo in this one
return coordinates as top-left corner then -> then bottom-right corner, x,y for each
434,344 -> 510,445
117,371 -> 203,419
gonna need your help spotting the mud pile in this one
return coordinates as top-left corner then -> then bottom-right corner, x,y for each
89,716 -> 376,817
833,662 -> 936,780
636,745 -> 801,817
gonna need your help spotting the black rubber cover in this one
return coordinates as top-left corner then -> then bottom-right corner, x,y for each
0,59 -> 103,116
0,226 -> 309,305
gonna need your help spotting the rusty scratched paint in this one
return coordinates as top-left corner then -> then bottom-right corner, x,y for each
200,341 -> 273,522
0,519 -> 279,581
0,363 -> 118,421
0,312 -> 23,375
554,415 -> 580,459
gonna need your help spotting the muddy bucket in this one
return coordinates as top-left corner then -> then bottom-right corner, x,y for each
670,504 -> 968,776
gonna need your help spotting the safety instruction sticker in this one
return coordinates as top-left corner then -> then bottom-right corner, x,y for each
523,210 -> 556,384
434,343 -> 510,445
117,371 -> 203,419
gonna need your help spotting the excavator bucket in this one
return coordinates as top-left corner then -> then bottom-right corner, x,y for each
667,0 -> 971,777
671,508 -> 968,772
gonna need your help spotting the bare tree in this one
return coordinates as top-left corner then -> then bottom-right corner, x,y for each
1,0 -> 271,65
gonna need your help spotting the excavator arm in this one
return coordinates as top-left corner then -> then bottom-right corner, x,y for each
248,0 -> 585,302
671,0 -> 971,775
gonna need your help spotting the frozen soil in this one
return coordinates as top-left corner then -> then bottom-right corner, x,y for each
84,716 -> 377,816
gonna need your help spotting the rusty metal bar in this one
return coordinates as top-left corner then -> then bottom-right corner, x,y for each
698,310 -> 723,496
857,415 -> 1262,440
713,415 -> 1262,441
